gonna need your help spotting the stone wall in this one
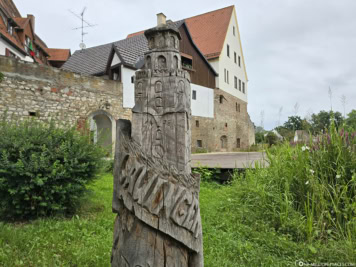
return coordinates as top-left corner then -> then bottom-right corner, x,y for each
0,55 -> 255,153
0,56 -> 132,125
191,88 -> 255,152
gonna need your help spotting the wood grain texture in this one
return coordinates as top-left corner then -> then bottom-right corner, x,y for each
112,22 -> 203,267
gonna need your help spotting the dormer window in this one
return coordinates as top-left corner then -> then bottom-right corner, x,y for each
181,53 -> 193,70
35,46 -> 40,57
7,23 -> 13,35
25,36 -> 31,53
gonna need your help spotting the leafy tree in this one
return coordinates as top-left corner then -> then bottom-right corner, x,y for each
265,132 -> 278,147
346,109 -> 356,130
311,110 -> 343,134
283,116 -> 303,131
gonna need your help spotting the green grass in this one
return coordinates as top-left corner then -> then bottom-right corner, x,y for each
1,172 -> 355,266
0,173 -> 115,267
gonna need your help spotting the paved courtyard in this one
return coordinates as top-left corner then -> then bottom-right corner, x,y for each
191,152 -> 267,169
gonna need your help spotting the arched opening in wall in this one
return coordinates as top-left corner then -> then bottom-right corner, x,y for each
89,110 -> 114,155
220,135 -> 228,150
219,95 -> 224,104
157,55 -> 166,69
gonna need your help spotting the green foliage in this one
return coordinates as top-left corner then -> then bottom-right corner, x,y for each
192,166 -> 220,182
311,110 -> 343,134
0,72 -> 4,82
0,171 -> 355,266
194,147 -> 209,154
275,126 -> 294,141
264,122 -> 356,242
255,131 -> 265,144
283,115 -> 304,130
265,131 -> 278,146
0,118 -> 105,220
101,158 -> 114,173
346,109 -> 356,130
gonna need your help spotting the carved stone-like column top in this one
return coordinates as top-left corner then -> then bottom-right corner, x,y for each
144,23 -> 181,52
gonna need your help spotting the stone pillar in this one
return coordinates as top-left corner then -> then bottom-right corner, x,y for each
111,16 -> 203,267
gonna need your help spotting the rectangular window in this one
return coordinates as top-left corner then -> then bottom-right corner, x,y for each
242,82 -> 245,93
7,24 -> 13,35
236,103 -> 241,112
25,36 -> 31,53
236,138 -> 241,148
227,44 -> 230,57
233,26 -> 236,36
196,120 -> 199,127
239,79 -> 241,91
227,70 -> 229,84
234,52 -> 237,64
224,69 -> 226,83
192,90 -> 197,100
238,56 -> 241,67
234,76 -> 237,89
181,55 -> 193,70
197,140 -> 202,148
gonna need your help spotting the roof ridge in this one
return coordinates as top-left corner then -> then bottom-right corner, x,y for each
184,5 -> 234,20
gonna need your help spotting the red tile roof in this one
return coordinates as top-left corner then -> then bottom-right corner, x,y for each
127,6 -> 234,59
0,0 -> 21,18
185,6 -> 233,59
13,17 -> 30,29
46,48 -> 71,62
0,16 -> 26,54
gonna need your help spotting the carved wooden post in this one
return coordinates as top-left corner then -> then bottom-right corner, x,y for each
111,15 -> 203,267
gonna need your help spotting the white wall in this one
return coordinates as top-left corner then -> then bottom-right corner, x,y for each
122,66 -> 136,108
212,7 -> 248,103
0,38 -> 32,62
191,83 -> 214,118
111,53 -> 121,66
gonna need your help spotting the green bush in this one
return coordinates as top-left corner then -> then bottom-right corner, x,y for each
266,131 -> 278,147
0,72 -> 4,83
0,118 -> 105,220
101,158 -> 114,173
192,166 -> 220,182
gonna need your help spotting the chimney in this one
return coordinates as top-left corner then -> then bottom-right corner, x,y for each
27,14 -> 35,33
157,13 -> 166,26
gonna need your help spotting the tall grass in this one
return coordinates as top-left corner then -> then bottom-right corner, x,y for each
242,122 -> 356,245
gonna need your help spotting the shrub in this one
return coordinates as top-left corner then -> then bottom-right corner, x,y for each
265,131 -> 278,147
0,118 -> 105,220
0,72 -> 4,83
101,158 -> 114,173
192,166 -> 220,182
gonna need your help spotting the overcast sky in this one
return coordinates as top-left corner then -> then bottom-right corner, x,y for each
15,0 -> 356,130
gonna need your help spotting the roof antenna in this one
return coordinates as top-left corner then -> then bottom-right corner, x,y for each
68,7 -> 97,50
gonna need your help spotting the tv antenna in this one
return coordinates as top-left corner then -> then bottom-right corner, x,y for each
69,7 -> 97,49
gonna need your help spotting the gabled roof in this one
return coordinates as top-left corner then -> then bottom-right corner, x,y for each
185,6 -> 233,59
62,34 -> 149,76
61,42 -> 114,75
46,48 -> 71,62
63,21 -> 217,78
13,17 -> 29,29
127,6 -> 234,59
